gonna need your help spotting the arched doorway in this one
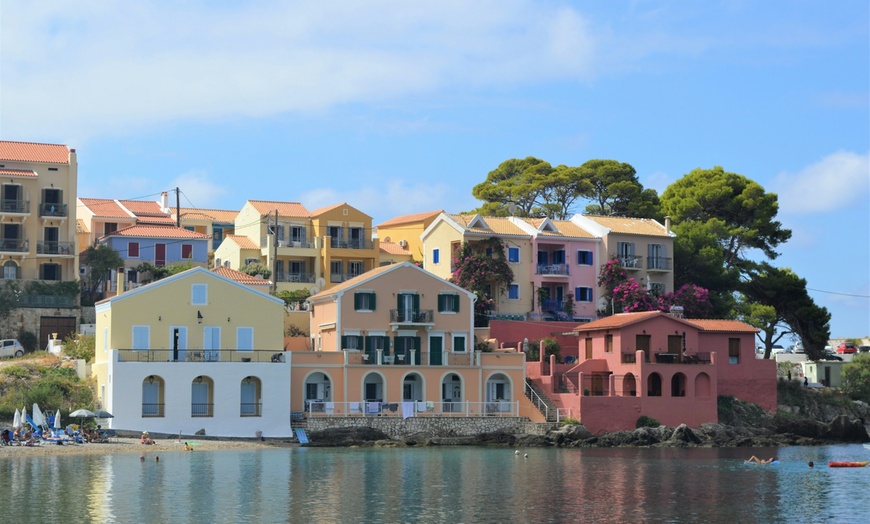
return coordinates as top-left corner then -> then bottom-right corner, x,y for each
485,373 -> 512,414
240,376 -> 261,417
403,373 -> 424,402
191,375 -> 213,417
363,372 -> 385,403
441,373 -> 462,412
304,372 -> 332,412
671,372 -> 687,397
142,375 -> 163,417
695,372 -> 712,397
647,373 -> 662,397
623,373 -> 637,397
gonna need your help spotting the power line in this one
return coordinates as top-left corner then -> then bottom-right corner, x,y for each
806,287 -> 870,299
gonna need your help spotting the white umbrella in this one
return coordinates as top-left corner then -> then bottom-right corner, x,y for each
54,409 -> 62,430
32,403 -> 45,428
12,409 -> 20,429
21,406 -> 27,425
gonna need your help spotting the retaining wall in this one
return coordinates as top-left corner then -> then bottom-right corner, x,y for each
307,416 -> 558,438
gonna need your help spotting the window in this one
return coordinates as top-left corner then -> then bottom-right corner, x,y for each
181,244 -> 193,259
508,284 -> 519,300
104,223 -> 118,236
132,326 -> 149,350
605,334 -> 613,353
650,282 -> 665,294
191,284 -> 207,305
40,263 -> 61,281
354,292 -> 376,311
237,327 -> 253,351
577,250 -> 593,265
433,248 -> 440,264
728,338 -> 740,364
453,334 -> 467,352
575,287 -> 593,302
128,242 -> 140,258
438,294 -> 460,313
508,246 -> 520,263
290,226 -> 306,245
348,261 -> 364,278
342,335 -> 363,350
244,258 -> 260,266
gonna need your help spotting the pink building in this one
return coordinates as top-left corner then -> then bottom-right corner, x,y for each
526,311 -> 776,433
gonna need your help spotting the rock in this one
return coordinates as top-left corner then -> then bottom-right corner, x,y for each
551,423 -> 592,441
472,431 -> 517,446
194,428 -> 206,436
826,415 -> 870,442
307,427 -> 391,447
668,424 -> 702,446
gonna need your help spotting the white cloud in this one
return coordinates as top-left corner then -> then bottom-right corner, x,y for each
169,170 -> 228,210
1,1 -> 598,141
774,151 -> 870,214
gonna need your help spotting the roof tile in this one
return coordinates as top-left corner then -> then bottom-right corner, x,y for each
0,168 -> 38,178
101,225 -> 210,240
248,200 -> 310,218
0,141 -> 70,164
582,215 -> 670,236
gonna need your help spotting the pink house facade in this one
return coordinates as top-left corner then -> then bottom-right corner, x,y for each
526,311 -> 776,433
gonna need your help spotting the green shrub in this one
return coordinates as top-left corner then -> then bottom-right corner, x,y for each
1,365 -> 31,379
636,415 -> 660,428
18,331 -> 37,352
561,417 -> 580,426
62,333 -> 96,363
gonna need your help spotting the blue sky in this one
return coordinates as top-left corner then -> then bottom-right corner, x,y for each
2,1 -> 868,338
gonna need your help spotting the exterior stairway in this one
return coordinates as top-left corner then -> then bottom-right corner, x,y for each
524,378 -> 560,423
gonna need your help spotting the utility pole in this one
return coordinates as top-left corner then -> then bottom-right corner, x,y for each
175,187 -> 181,227
270,209 -> 278,295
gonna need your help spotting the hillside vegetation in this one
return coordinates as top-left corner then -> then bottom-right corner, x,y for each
0,353 -> 94,419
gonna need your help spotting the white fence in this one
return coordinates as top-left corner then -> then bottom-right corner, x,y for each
303,400 -> 519,418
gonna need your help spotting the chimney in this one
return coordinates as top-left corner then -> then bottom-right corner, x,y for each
664,216 -> 671,234
116,268 -> 126,296
161,192 -> 169,213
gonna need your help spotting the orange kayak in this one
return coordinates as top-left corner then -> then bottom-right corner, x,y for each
828,461 -> 869,468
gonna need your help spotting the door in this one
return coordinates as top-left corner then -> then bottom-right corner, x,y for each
192,382 -> 210,416
668,335 -> 682,362
203,326 -> 220,361
365,382 -> 379,402
39,316 -> 76,351
240,381 -> 257,416
636,334 -> 651,363
44,227 -> 59,254
142,380 -> 160,416
429,336 -> 443,365
155,243 -> 166,267
171,327 -> 188,361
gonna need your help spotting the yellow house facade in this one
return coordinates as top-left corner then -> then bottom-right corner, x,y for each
93,267 -> 290,437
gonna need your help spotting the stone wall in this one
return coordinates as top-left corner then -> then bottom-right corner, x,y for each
0,306 -> 81,341
307,416 -> 554,438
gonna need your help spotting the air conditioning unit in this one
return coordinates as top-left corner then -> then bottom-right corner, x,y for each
398,240 -> 408,248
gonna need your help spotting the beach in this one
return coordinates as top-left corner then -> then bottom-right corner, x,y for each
0,435 -> 291,457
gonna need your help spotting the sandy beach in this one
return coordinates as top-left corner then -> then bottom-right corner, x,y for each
0,435 -> 293,457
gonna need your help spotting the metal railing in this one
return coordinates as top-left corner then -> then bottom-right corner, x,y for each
615,255 -> 642,269
537,263 -> 569,276
389,309 -> 434,323
330,238 -> 371,249
36,241 -> 75,255
240,403 -> 262,417
191,403 -> 214,417
347,350 -> 476,366
142,403 -> 165,417
274,272 -> 315,283
646,256 -> 672,271
1,199 -> 29,213
117,349 -> 287,363
524,379 -> 550,421
0,238 -> 28,252
39,202 -> 68,217
304,400 -> 519,417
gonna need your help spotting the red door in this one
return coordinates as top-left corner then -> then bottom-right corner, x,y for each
155,243 -> 166,267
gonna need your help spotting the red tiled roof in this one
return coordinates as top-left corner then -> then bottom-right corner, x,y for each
101,225 -> 209,240
79,198 -> 136,219
211,266 -> 270,286
0,168 -> 38,178
119,199 -> 169,217
0,141 -> 70,164
377,210 -> 443,228
379,241 -> 410,255
224,234 -> 260,250
179,208 -> 239,223
573,311 -> 663,331
582,215 -> 670,237
248,200 -> 310,218
449,215 -> 528,236
687,319 -> 758,333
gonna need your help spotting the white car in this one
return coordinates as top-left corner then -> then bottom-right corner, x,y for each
772,345 -> 787,354
0,339 -> 25,359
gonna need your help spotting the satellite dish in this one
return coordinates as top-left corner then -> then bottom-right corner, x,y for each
507,203 -> 517,216
383,236 -> 391,243
310,286 -> 320,295
316,277 -> 326,288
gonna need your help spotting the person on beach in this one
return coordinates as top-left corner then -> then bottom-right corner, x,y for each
140,431 -> 155,445
183,442 -> 194,451
745,456 -> 775,464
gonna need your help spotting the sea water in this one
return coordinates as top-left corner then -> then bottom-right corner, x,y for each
1,444 -> 868,523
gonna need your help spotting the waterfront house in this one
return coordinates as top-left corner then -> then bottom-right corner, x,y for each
92,266 -> 290,438
525,310 -> 776,433
0,140 -> 80,345
299,261 -> 532,420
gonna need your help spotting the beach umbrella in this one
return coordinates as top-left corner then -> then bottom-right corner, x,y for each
93,409 -> 114,419
32,403 -> 45,428
54,409 -> 62,430
12,409 -> 20,429
69,408 -> 96,429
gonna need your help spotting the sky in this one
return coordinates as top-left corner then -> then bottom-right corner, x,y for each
1,1 -> 868,339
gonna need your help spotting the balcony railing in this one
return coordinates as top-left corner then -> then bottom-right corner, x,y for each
304,400 -> 519,417
621,353 -> 637,364
1,199 -> 29,214
37,241 -> 75,255
347,350 -> 475,366
116,349 -> 288,363
330,238 -> 371,250
537,263 -> 569,276
39,202 -> 68,218
240,403 -> 262,417
653,352 -> 711,364
142,403 -> 165,417
616,255 -> 642,269
0,238 -> 28,252
541,299 -> 565,312
389,309 -> 435,324
192,403 -> 214,417
647,256 -> 672,271
274,272 -> 315,283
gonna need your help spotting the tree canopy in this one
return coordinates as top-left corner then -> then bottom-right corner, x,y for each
81,244 -> 124,306
579,159 -> 660,219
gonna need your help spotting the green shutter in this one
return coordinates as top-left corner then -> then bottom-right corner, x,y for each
341,335 -> 348,348
413,294 -> 420,311
437,294 -> 445,312
354,293 -> 361,310
370,292 -> 376,311
455,336 -> 466,352
453,295 -> 460,313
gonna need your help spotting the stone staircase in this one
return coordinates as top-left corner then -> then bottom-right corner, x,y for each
524,378 -> 560,423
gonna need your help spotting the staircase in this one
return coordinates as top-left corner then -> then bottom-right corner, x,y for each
524,379 -> 560,423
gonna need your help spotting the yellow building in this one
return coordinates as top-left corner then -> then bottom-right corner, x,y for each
375,209 -> 442,262
93,266 -> 289,437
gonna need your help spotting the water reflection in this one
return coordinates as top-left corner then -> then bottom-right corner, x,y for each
1,445 -> 867,523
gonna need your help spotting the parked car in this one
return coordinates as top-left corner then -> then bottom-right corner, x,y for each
792,342 -> 805,354
0,339 -> 25,359
858,345 -> 870,353
836,342 -> 857,354
772,344 -> 787,354
819,351 -> 843,362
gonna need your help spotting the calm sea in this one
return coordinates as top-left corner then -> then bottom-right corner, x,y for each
1,444 -> 868,523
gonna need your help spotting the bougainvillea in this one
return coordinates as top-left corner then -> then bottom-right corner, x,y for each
450,239 -> 514,326
598,257 -> 712,317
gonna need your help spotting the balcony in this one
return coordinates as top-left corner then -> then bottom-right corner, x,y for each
616,255 -> 642,270
274,272 -> 315,283
116,348 -> 287,363
330,238 -> 371,250
39,202 -> 68,218
0,238 -> 28,253
537,263 -> 569,276
647,256 -> 672,271
389,309 -> 435,324
303,400 -> 518,417
37,241 -> 75,256
1,199 -> 29,214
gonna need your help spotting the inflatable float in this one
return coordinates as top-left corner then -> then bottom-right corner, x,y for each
827,461 -> 868,468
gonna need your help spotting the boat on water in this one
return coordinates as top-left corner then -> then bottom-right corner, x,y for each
828,461 -> 869,468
